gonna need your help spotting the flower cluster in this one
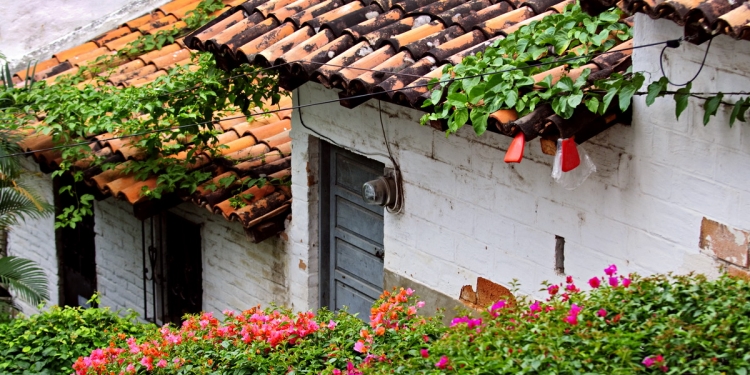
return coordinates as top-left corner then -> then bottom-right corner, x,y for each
72,308 -> 320,374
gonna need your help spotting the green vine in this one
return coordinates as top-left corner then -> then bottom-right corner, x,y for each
421,2 -> 750,136
421,3 -> 635,135
0,0 -> 285,229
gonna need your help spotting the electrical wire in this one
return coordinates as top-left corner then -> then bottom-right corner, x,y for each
294,87 -> 392,160
659,36 -> 713,87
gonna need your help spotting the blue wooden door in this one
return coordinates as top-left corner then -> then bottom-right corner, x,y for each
321,143 -> 384,319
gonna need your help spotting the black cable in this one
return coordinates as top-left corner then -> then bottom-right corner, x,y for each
659,36 -> 713,87
294,87 -> 391,160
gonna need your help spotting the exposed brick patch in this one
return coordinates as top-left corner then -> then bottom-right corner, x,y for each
699,217 -> 749,267
459,277 -> 515,310
727,265 -> 750,281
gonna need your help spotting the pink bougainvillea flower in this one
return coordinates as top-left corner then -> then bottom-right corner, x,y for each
609,277 -> 619,287
406,288 -> 414,296
140,356 -> 153,371
604,264 -> 618,276
561,293 -> 570,302
333,369 -> 342,375
655,354 -> 664,363
417,301 -> 425,308
622,278 -> 631,287
157,359 -> 167,368
125,364 -> 135,374
490,300 -> 507,311
566,275 -> 573,283
597,309 -> 607,317
564,314 -> 578,325
353,340 -> 366,353
328,320 -> 337,330
642,357 -> 655,367
530,301 -> 541,312
566,284 -> 579,293
588,277 -> 601,288
435,356 -> 449,369
408,306 -> 417,315
570,304 -> 582,316
548,285 -> 560,295
173,358 -> 181,364
421,349 -> 429,358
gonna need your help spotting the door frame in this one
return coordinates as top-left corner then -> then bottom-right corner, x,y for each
318,140 -> 386,312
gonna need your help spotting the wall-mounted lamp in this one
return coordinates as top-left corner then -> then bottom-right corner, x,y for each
361,167 -> 403,212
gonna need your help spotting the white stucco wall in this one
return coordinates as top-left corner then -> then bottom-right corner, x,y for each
6,171 -> 290,318
5,159 -> 58,315
288,17 -> 749,306
0,0 -> 169,72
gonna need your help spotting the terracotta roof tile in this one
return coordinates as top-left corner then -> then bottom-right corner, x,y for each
12,0 -> 294,240
580,0 -> 750,43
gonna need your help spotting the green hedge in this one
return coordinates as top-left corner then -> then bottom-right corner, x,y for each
0,303 -> 151,374
7,265 -> 750,374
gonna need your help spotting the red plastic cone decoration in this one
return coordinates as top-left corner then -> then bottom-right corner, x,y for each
504,132 -> 525,163
560,137 -> 580,172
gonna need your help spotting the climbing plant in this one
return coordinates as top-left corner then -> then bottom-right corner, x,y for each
421,2 -> 750,136
0,0 -> 286,229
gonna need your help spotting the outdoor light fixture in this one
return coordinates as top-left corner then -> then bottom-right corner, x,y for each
361,167 -> 403,212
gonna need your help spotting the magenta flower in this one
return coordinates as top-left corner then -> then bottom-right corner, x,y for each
642,357 -> 655,367
566,275 -> 573,283
125,364 -> 135,374
609,277 -> 619,287
564,314 -> 578,325
421,349 -> 429,358
406,288 -> 414,296
435,356 -> 449,369
548,285 -> 559,295
333,370 -> 342,375
623,278 -> 631,287
156,359 -> 167,368
597,309 -> 607,317
588,277 -> 601,288
530,301 -> 541,312
490,299 -> 507,311
604,264 -> 618,276
328,320 -> 337,330
655,354 -> 664,362
569,304 -> 582,315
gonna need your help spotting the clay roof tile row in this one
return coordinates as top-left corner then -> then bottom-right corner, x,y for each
12,0 -> 293,242
186,0 -> 632,142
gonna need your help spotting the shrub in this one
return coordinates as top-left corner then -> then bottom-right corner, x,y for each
72,267 -> 750,374
0,302 -> 151,374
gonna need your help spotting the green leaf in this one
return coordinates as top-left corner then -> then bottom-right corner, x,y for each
585,96 -> 600,113
556,77 -> 574,92
645,77 -> 668,106
470,109 -> 489,136
601,88 -> 617,114
674,82 -> 692,120
452,107 -> 469,132
702,93 -> 724,125
568,92 -> 584,108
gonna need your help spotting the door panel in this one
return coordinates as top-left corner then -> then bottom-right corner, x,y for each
322,143 -> 385,319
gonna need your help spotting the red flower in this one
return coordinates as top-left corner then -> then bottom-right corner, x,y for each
435,356 -> 449,369
588,277 -> 601,288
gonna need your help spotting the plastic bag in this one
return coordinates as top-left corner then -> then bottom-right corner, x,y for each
551,138 -> 596,190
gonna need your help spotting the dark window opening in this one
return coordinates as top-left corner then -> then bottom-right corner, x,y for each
54,175 -> 97,307
555,235 -> 565,275
162,212 -> 203,324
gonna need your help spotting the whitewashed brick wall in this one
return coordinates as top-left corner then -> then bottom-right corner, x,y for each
169,203 -> 289,316
95,199 -> 290,320
8,171 -> 290,318
289,19 -> 746,305
6,158 -> 58,315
